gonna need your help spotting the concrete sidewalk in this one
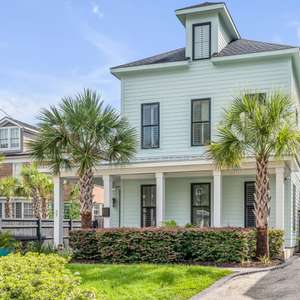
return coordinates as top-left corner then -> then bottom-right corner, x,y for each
195,256 -> 300,300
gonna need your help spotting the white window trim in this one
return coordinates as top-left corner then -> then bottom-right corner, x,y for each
0,126 -> 21,151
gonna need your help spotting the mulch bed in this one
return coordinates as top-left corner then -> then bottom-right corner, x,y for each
71,258 -> 284,268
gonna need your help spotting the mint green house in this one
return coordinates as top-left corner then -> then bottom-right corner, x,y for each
53,2 -> 300,254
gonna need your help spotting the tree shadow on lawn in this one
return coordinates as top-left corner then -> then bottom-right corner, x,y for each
243,259 -> 300,299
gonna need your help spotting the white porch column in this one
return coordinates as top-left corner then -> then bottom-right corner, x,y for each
103,175 -> 112,228
275,167 -> 285,229
213,170 -> 222,227
156,172 -> 165,227
53,176 -> 64,247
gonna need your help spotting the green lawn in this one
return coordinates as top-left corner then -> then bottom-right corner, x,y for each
67,263 -> 231,300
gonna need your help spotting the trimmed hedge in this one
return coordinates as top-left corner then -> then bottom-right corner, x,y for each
69,227 -> 283,263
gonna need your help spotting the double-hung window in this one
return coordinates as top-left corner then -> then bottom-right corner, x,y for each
23,202 -> 33,219
192,22 -> 211,60
141,103 -> 159,149
0,127 -> 21,151
191,99 -> 210,146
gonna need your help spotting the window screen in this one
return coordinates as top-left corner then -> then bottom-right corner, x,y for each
141,103 -> 159,149
141,185 -> 156,227
191,99 -> 210,146
191,183 -> 210,227
193,23 -> 211,60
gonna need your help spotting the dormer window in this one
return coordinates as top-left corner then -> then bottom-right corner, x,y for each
192,22 -> 211,60
0,127 -> 21,151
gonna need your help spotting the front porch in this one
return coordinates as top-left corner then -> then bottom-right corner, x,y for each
52,158 -> 292,246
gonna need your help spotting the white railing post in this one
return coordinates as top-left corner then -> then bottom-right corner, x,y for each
156,172 -> 165,227
53,176 -> 64,246
275,167 -> 285,229
213,170 -> 222,227
103,175 -> 112,228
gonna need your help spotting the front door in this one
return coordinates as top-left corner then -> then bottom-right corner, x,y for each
244,181 -> 256,227
141,185 -> 156,227
191,183 -> 211,227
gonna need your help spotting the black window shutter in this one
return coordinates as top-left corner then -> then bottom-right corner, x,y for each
245,182 -> 256,227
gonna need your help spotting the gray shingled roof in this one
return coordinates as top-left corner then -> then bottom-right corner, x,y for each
214,39 -> 297,57
0,116 -> 38,132
175,2 -> 224,11
111,39 -> 298,70
111,48 -> 187,69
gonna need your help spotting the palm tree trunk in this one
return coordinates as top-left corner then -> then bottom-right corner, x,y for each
79,168 -> 94,228
41,197 -> 49,219
32,189 -> 41,219
4,198 -> 12,218
254,156 -> 271,258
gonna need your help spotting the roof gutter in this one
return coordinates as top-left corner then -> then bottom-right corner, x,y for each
110,60 -> 190,79
211,48 -> 300,64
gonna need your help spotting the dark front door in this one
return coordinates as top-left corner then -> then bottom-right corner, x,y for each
245,181 -> 256,227
191,183 -> 211,227
141,185 -> 156,227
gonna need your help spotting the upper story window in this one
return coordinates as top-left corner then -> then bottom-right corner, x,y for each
246,93 -> 266,103
0,127 -> 21,151
141,103 -> 160,149
192,22 -> 211,60
191,99 -> 210,146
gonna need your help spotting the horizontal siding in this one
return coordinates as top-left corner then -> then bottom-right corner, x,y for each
286,172 -> 300,248
121,174 -> 278,229
165,177 -> 213,226
222,175 -> 276,227
122,57 -> 291,160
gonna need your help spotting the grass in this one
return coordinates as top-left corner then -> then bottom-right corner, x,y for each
67,263 -> 231,300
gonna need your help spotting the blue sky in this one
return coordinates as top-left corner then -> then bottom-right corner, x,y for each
1,0 -> 300,123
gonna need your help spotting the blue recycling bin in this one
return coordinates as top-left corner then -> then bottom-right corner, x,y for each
0,248 -> 11,256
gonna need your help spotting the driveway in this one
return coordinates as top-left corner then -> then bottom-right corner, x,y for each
198,256 -> 300,300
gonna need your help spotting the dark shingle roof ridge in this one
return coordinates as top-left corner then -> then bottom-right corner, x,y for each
214,38 -> 299,57
111,47 -> 186,69
176,2 -> 225,11
235,38 -> 298,49
0,116 -> 38,131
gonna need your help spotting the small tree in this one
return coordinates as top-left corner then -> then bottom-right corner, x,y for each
29,89 -> 136,228
66,184 -> 80,220
208,92 -> 300,258
21,164 -> 53,219
0,177 -> 20,218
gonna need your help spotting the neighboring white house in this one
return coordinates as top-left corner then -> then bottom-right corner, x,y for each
0,116 -> 104,220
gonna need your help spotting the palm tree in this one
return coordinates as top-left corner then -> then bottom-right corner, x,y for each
208,92 -> 300,258
21,164 -> 53,219
29,89 -> 136,228
0,177 -> 20,218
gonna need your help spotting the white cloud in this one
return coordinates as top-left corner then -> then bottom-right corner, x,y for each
91,2 -> 103,19
287,20 -> 300,41
0,1 -> 132,125
81,23 -> 131,65
0,65 -> 121,124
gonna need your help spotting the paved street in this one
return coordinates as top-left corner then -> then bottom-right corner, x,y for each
199,257 -> 300,300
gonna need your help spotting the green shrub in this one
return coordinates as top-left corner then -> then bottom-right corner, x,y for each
161,220 -> 177,228
269,229 -> 284,258
0,252 -> 95,300
70,228 -> 284,264
0,231 -> 20,251
23,241 -> 72,259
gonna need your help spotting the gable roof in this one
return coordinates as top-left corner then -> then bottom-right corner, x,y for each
175,2 -> 225,11
214,39 -> 297,57
111,48 -> 187,69
111,39 -> 298,71
0,116 -> 38,132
